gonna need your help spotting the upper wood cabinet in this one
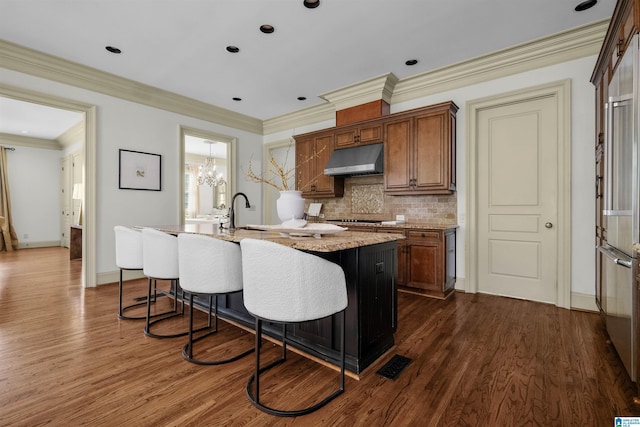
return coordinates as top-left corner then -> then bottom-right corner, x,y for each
384,101 -> 458,195
294,100 -> 457,198
295,131 -> 344,198
334,123 -> 383,148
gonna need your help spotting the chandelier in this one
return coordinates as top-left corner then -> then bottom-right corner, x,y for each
197,141 -> 226,187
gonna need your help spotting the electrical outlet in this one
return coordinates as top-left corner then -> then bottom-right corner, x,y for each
395,214 -> 405,222
23,233 -> 29,239
319,213 -> 325,218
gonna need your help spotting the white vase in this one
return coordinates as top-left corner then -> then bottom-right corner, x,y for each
276,190 -> 305,222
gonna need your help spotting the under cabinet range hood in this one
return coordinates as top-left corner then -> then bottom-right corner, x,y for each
324,143 -> 383,176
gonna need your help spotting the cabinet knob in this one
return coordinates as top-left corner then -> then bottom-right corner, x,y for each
545,222 -> 553,229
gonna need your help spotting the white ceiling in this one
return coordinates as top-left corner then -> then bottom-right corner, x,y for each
0,0 -> 616,138
0,97 -> 83,140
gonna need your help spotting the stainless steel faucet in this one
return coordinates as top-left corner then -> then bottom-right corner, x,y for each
228,192 -> 250,229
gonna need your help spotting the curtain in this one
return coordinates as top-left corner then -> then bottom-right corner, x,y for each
185,164 -> 200,218
0,147 -> 19,251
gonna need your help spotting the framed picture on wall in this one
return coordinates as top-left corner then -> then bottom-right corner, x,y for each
119,149 -> 161,191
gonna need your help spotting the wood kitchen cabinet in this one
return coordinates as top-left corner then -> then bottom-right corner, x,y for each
384,101 -> 458,195
295,131 -> 344,198
404,228 -> 456,299
334,123 -> 383,148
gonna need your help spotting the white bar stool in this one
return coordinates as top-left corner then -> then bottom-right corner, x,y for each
114,226 -> 148,320
178,233 -> 253,365
240,238 -> 348,417
141,228 -> 186,338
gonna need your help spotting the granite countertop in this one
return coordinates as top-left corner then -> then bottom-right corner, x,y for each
142,223 -> 404,253
320,221 -> 458,230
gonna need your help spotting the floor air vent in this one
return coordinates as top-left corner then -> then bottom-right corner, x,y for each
376,354 -> 412,380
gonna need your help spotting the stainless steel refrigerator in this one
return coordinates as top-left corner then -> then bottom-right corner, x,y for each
599,33 -> 639,382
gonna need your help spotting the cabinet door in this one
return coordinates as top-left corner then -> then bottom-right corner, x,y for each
60,155 -> 71,248
444,229 -> 456,293
296,132 -> 343,198
414,110 -> 454,193
295,137 -> 314,195
358,123 -> 383,145
358,242 -> 397,354
335,128 -> 358,148
407,239 -> 441,294
384,118 -> 413,192
313,134 -> 339,196
335,123 -> 382,148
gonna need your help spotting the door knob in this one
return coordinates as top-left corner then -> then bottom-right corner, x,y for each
545,222 -> 553,229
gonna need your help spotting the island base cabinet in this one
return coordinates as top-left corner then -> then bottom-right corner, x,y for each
290,242 -> 397,373
207,241 -> 397,374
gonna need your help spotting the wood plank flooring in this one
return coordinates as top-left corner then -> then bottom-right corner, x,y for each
1,247 -> 639,426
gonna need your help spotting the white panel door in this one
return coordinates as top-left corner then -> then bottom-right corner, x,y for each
477,95 -> 558,303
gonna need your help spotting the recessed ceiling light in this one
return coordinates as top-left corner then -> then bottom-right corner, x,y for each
575,0 -> 597,11
20,130 -> 28,134
405,59 -> 418,66
105,46 -> 122,54
303,0 -> 320,9
226,46 -> 240,53
232,97 -> 242,101
297,96 -> 307,101
260,24 -> 275,34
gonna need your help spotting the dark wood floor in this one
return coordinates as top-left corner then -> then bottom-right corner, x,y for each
1,247 -> 639,426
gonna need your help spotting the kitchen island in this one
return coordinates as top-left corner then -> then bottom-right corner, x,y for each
146,223 -> 402,374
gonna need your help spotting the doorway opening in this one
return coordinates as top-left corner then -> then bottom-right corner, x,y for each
0,83 -> 96,287
180,126 -> 236,225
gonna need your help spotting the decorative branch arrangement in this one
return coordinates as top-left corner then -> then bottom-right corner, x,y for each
245,141 -> 326,192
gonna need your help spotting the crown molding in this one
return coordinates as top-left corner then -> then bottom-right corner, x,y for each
391,19 -> 608,103
0,132 -> 61,150
263,101 -> 335,135
57,120 -> 84,149
0,39 -> 263,134
319,73 -> 399,111
264,20 -> 608,134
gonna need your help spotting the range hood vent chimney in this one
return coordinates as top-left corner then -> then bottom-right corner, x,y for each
324,143 -> 383,176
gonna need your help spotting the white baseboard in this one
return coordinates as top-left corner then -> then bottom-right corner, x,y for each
454,277 -> 597,312
570,291 -> 598,312
97,270 -> 145,286
18,241 -> 61,249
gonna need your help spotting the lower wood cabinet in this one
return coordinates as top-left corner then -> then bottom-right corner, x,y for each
404,228 -> 456,299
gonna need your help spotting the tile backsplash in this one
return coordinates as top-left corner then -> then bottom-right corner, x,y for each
306,175 -> 457,224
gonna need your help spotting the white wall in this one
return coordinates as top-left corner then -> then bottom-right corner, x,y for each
1,69 -> 263,280
6,145 -> 61,246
